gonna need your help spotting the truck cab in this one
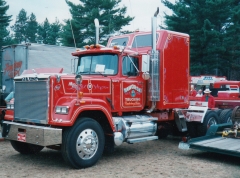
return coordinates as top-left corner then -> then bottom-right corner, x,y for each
1,13 -> 190,169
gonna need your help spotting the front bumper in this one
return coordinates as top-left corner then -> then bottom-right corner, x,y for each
2,121 -> 62,146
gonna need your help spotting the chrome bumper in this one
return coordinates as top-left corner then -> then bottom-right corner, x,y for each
2,121 -> 62,146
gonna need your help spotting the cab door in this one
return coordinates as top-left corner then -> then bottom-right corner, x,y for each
120,56 -> 145,111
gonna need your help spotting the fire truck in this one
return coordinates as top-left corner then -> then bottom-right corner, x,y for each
190,75 -> 227,88
187,80 -> 240,137
1,10 -> 190,168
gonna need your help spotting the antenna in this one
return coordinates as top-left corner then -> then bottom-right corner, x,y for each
69,19 -> 77,49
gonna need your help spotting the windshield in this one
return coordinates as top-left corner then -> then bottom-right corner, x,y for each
76,54 -> 118,75
110,37 -> 128,47
132,34 -> 159,48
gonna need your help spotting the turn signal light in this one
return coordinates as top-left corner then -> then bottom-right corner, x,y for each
95,44 -> 101,49
113,45 -> 119,50
84,45 -> 90,49
78,91 -> 83,99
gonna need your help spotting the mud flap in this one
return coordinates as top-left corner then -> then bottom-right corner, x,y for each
180,101 -> 208,123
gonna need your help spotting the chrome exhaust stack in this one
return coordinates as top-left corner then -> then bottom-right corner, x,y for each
152,7 -> 159,52
94,18 -> 99,44
147,7 -> 160,113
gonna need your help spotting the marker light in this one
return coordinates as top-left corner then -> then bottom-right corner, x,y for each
113,45 -> 120,50
78,91 -> 83,99
84,45 -> 90,49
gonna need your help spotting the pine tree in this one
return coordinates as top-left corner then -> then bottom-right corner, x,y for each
61,0 -> 134,47
26,13 -> 38,43
11,9 -> 28,43
222,2 -> 240,80
162,0 -> 240,79
0,0 -> 12,47
46,19 -> 62,45
37,18 -> 50,44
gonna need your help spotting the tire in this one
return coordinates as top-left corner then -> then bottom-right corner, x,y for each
10,141 -> 44,154
61,117 -> 105,169
219,109 -> 232,124
186,122 -> 198,138
197,111 -> 219,137
214,109 -> 223,116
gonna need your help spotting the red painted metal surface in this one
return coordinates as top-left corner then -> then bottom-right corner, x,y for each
4,30 -> 190,129
108,30 -> 190,110
190,80 -> 240,109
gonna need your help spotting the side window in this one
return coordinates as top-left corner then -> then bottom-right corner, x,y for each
122,56 -> 139,76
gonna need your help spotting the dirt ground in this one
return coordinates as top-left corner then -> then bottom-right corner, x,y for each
0,136 -> 240,178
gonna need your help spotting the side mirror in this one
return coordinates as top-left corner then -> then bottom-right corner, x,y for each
141,55 -> 150,73
141,55 -> 150,80
71,58 -> 78,74
142,72 -> 150,80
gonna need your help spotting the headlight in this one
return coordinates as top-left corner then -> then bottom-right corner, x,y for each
55,106 -> 69,114
7,104 -> 14,110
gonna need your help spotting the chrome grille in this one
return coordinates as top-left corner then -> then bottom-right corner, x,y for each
14,81 -> 48,124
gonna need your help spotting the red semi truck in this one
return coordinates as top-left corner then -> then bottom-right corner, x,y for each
107,32 -> 238,139
1,12 -> 190,168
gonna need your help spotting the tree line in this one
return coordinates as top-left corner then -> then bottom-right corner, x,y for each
0,0 -> 133,47
162,0 -> 240,80
0,0 -> 240,79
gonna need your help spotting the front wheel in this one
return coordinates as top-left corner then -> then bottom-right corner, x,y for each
197,111 -> 219,137
61,117 -> 105,169
10,141 -> 44,154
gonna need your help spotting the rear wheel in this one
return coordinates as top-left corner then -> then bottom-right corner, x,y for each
214,109 -> 223,116
219,109 -> 232,124
10,141 -> 44,154
61,117 -> 105,169
197,111 -> 219,137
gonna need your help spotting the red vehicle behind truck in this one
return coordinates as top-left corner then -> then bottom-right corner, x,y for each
1,11 -> 190,168
184,78 -> 240,138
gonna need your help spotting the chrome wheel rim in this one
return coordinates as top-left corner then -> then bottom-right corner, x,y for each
76,129 -> 98,160
207,117 -> 217,129
227,116 -> 232,123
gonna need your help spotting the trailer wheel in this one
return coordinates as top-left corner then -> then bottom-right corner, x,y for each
219,109 -> 232,124
61,117 -> 105,169
214,109 -> 223,116
10,141 -> 44,154
197,111 -> 219,137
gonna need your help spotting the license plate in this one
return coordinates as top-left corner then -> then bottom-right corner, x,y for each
178,141 -> 190,150
17,133 -> 26,142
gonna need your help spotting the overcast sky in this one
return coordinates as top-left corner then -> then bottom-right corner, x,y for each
7,0 -> 174,31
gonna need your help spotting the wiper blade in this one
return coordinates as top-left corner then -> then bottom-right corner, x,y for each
91,72 -> 107,77
79,71 -> 90,74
